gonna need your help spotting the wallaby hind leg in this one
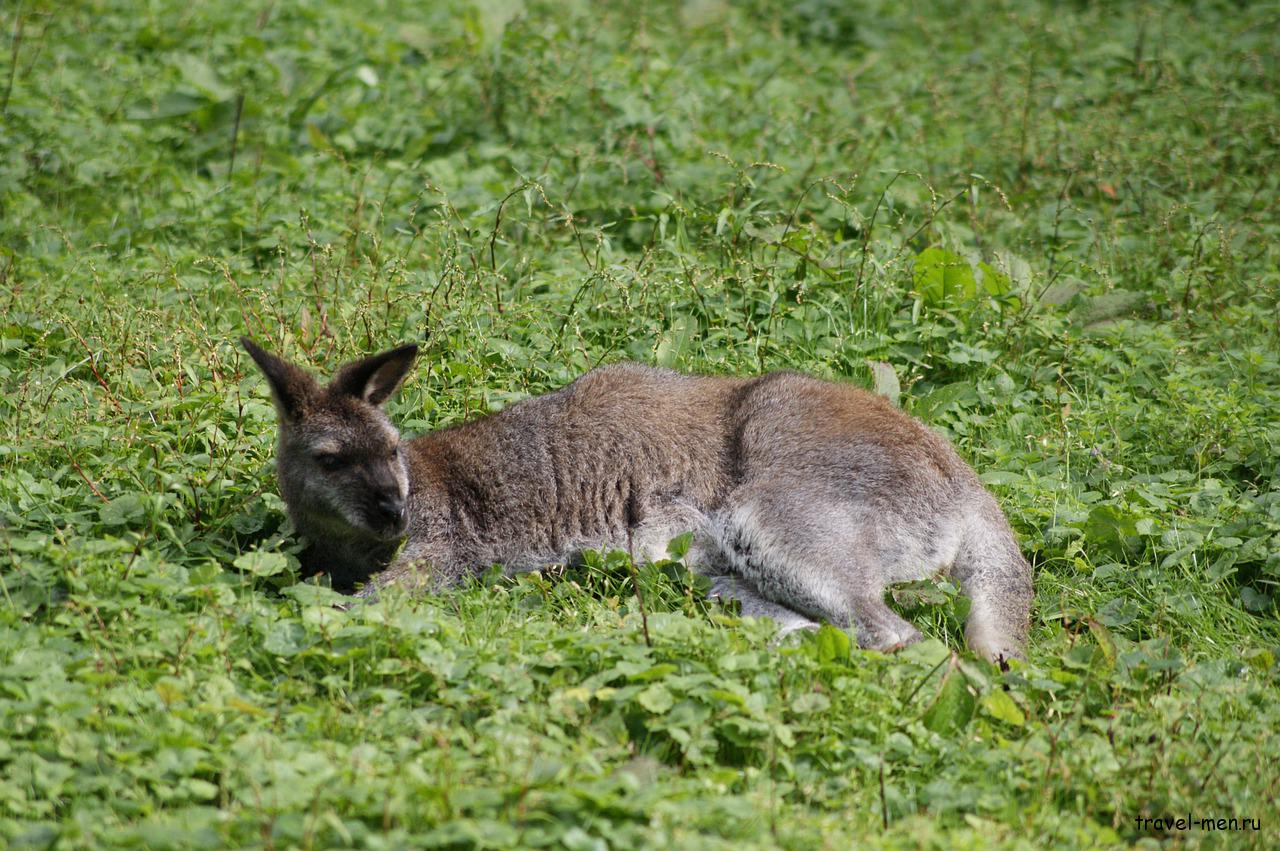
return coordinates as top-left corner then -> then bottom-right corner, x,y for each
951,498 -> 1034,663
712,486 -> 924,653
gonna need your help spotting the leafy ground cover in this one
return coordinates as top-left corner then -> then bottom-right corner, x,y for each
2,0 -> 1279,847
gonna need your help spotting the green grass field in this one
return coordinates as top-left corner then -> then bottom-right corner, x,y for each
3,0 -> 1279,847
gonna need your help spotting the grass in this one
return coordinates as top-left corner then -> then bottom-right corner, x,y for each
2,0 -> 1279,847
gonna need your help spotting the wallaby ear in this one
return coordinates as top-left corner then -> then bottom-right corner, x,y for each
330,344 -> 418,406
240,337 -> 317,420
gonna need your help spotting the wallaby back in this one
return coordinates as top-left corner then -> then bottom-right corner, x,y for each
241,341 -> 1033,662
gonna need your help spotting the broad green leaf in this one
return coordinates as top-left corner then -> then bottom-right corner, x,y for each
1083,504 -> 1143,555
263,621 -> 312,656
867,360 -> 901,406
1086,618 -> 1118,669
637,683 -> 674,714
100,493 -> 146,526
790,691 -> 831,714
977,261 -> 1012,297
173,53 -> 235,102
922,660 -> 976,735
234,550 -> 289,577
630,663 -> 678,682
980,689 -> 1025,726
913,247 -> 977,306
900,639 -> 951,667
813,624 -> 852,664
912,381 -> 976,421
471,0 -> 524,48
126,91 -> 207,120
283,583 -> 348,606
666,531 -> 694,560
183,779 -> 220,801
655,314 -> 696,368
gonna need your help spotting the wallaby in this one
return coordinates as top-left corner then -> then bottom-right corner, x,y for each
241,338 -> 1033,662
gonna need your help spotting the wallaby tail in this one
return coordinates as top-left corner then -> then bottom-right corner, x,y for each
951,493 -> 1034,662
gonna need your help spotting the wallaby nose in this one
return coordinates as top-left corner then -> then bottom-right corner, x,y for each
374,494 -> 406,526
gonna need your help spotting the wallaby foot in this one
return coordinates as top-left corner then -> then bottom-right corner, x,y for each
849,596 -> 925,653
953,501 -> 1034,663
960,586 -> 1030,663
707,574 -> 821,637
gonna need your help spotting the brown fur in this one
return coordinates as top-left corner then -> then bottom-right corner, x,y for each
242,340 -> 1034,662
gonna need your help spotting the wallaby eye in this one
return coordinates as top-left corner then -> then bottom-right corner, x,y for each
315,452 -> 344,471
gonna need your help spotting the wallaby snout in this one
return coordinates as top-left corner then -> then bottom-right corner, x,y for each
363,460 -> 409,535
372,490 -> 406,527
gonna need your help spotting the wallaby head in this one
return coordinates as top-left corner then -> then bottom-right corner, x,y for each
240,338 -> 418,547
